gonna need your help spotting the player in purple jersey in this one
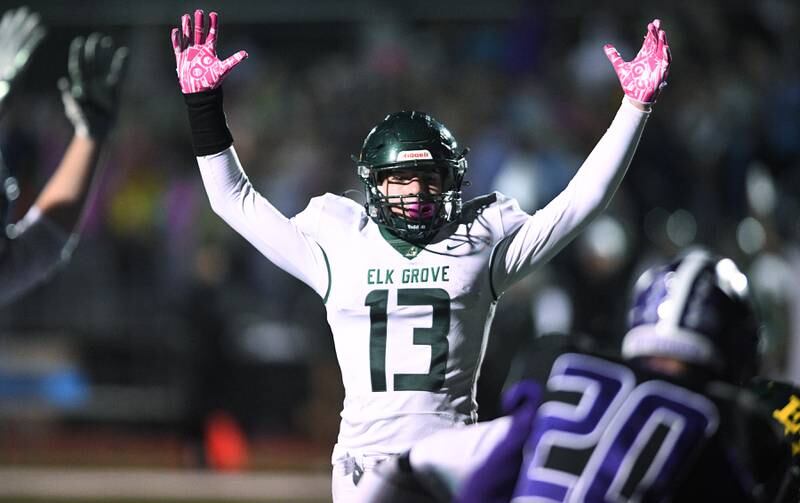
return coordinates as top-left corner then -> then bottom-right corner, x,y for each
356,249 -> 796,502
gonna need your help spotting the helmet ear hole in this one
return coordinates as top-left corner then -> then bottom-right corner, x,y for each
357,165 -> 370,181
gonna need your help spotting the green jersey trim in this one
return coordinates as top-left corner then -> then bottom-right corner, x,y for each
318,242 -> 332,303
378,225 -> 431,260
488,240 -> 500,301
489,226 -> 523,301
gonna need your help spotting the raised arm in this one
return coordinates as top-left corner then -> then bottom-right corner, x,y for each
0,23 -> 127,306
0,7 -> 46,116
34,33 -> 129,231
491,19 -> 671,296
171,9 -> 328,296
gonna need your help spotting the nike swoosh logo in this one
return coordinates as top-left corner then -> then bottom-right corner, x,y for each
446,242 -> 467,251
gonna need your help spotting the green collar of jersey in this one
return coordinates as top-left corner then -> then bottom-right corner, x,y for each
378,225 -> 431,259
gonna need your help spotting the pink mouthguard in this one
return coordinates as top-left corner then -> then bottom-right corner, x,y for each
404,202 -> 436,220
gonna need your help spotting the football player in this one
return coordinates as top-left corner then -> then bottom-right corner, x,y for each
749,376 -> 800,502
0,6 -> 128,306
355,250 -> 796,502
170,10 -> 670,500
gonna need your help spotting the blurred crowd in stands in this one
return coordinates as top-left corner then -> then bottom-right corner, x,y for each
0,0 -> 797,467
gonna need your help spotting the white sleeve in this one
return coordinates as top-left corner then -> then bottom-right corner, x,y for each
408,417 -> 513,496
196,146 -> 329,297
0,206 -> 75,307
353,417 -> 513,503
491,99 -> 649,296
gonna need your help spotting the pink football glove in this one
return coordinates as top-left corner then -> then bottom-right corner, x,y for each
604,19 -> 671,105
170,9 -> 247,94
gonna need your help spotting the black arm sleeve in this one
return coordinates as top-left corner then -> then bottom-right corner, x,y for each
183,87 -> 233,156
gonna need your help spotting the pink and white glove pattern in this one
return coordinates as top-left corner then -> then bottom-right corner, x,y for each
604,19 -> 671,105
170,9 -> 247,94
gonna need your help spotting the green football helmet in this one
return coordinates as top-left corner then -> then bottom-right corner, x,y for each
355,111 -> 468,243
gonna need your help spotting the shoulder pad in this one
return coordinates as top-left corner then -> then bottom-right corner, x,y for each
294,193 -> 367,237
307,193 -> 365,217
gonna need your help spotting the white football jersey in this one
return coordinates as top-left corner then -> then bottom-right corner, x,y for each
293,191 -> 528,460
196,98 -> 650,463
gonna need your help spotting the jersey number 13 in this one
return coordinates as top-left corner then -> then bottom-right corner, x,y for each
365,288 -> 450,392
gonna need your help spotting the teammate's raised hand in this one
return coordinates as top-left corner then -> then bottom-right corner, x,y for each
604,19 -> 671,105
171,9 -> 247,94
59,33 -> 129,139
0,6 -> 46,113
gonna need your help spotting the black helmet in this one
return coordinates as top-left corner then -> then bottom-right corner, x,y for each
355,111 -> 467,242
622,249 -> 761,384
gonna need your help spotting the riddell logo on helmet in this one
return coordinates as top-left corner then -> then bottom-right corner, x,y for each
397,150 -> 433,161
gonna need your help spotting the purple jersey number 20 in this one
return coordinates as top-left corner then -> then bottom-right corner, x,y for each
513,353 -> 719,502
